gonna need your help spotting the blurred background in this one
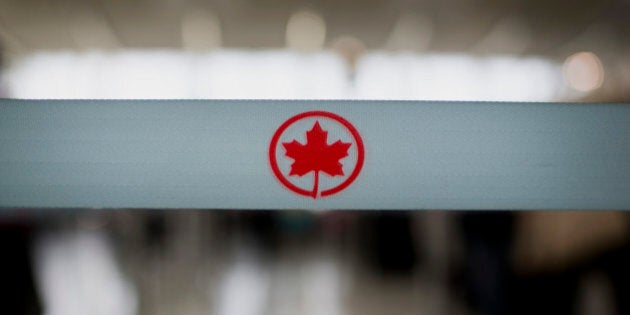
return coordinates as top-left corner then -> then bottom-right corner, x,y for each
0,0 -> 629,314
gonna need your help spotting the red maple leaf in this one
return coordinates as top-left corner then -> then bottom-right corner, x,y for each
282,121 -> 351,198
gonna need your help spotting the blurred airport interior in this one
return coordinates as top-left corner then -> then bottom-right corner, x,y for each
0,0 -> 629,314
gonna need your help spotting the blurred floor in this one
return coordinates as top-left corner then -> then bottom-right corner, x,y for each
0,210 -> 626,315
29,211 -> 469,315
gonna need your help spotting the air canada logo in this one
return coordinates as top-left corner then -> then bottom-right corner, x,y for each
269,111 -> 365,198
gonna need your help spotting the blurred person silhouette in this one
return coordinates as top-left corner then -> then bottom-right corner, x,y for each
0,219 -> 42,315
459,212 -> 514,315
361,211 -> 419,274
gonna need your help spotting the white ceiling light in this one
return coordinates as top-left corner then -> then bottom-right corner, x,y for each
563,51 -> 605,92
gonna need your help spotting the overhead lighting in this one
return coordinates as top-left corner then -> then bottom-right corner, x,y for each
562,51 -> 604,93
6,50 -> 563,101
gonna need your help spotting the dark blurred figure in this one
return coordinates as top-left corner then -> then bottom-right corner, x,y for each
600,241 -> 630,315
0,219 -> 42,315
228,210 -> 280,254
143,213 -> 168,251
361,211 -> 419,274
459,212 -> 514,315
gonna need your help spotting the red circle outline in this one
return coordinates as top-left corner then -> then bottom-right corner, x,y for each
269,111 -> 365,198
